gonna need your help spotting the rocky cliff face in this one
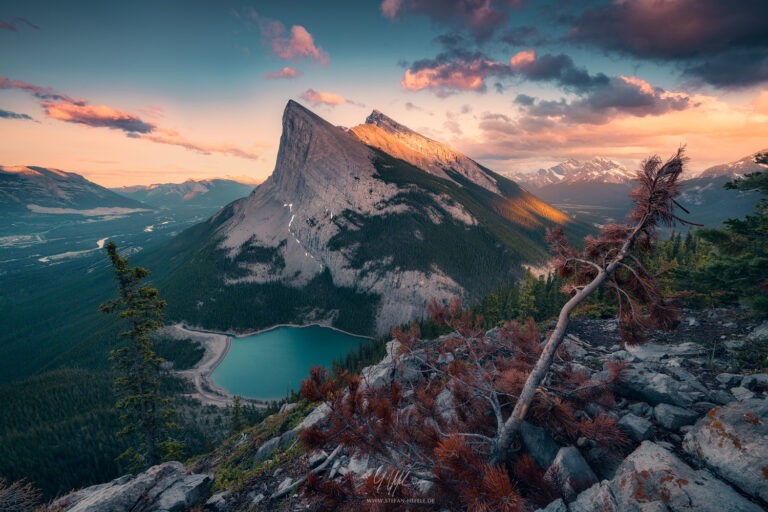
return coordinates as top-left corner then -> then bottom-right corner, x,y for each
158,101 -> 580,334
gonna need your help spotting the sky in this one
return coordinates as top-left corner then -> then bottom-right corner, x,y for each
1,0 -> 767,187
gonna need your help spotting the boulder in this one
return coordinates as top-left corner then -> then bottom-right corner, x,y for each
682,399 -> 768,502
747,321 -> 768,341
741,373 -> 768,391
47,462 -> 212,512
519,421 -> 560,469
308,449 -> 328,468
715,373 -> 743,387
612,367 -> 693,407
544,447 -> 598,501
618,413 -> 654,442
276,477 -> 293,495
347,452 -> 370,475
569,441 -> 763,512
293,403 -> 330,431
627,401 -> 653,418
254,429 -> 298,464
435,386 -> 458,423
653,404 -> 699,430
204,490 -> 229,512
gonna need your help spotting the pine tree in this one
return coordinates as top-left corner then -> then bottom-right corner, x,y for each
696,154 -> 768,313
230,395 -> 246,435
100,241 -> 184,471
516,270 -> 536,321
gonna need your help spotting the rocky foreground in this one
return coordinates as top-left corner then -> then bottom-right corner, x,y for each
49,309 -> 768,511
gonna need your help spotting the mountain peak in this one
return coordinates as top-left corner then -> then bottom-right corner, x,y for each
364,109 -> 412,135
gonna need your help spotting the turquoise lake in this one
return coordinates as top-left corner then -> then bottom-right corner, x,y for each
210,325 -> 368,400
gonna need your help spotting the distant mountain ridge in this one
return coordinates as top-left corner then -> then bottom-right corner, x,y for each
145,101 -> 587,335
512,157 -> 636,189
0,166 -> 145,213
112,179 -> 255,211
697,148 -> 768,179
511,151 -> 766,227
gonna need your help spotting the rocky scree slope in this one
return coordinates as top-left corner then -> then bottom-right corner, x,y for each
50,310 -> 768,511
152,101 -> 582,335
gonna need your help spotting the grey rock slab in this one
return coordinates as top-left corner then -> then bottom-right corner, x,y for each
569,441 -> 763,512
653,404 -> 699,430
435,386 -> 458,423
519,421 -> 560,469
618,413 -> 654,442
155,473 -> 213,512
544,446 -> 598,500
731,386 -> 756,401
47,462 -> 212,512
682,398 -> 768,502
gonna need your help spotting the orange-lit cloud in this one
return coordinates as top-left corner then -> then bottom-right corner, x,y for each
41,102 -> 156,133
401,57 -> 504,96
263,67 -> 303,79
300,89 -> 361,107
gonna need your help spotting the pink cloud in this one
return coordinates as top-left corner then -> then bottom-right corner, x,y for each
401,57 -> 506,96
41,102 -> 156,133
263,67 -> 303,79
509,49 -> 536,67
265,23 -> 329,66
300,89 -> 359,107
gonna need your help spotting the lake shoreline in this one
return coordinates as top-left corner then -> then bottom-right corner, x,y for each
167,322 -> 373,405
178,321 -> 375,341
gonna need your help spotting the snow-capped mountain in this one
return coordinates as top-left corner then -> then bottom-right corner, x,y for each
113,178 -> 255,211
149,101 -> 585,335
0,166 -> 146,214
512,157 -> 636,189
696,149 -> 767,179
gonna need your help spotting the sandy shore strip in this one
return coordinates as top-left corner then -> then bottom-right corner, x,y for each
181,321 -> 375,340
159,323 -> 269,409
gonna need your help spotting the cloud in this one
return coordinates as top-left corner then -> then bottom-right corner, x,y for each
0,108 -> 35,121
41,102 -> 157,133
263,66 -> 303,79
443,119 -> 463,135
401,51 -> 510,96
516,75 -> 693,126
567,0 -> 768,88
0,17 -> 39,31
401,49 -> 608,96
300,89 -> 362,107
144,129 -> 262,160
253,15 -> 329,66
0,77 -> 86,104
381,0 -> 522,42
1,76 -> 263,160
500,26 -> 539,46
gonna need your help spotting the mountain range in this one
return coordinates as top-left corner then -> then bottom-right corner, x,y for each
512,152 -> 766,226
0,166 -> 145,214
112,178 -> 256,212
144,101 -> 587,335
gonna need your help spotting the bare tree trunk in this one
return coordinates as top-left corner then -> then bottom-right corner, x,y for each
490,222 -> 644,465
